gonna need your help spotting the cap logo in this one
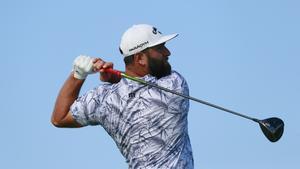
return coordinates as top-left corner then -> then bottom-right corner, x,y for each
152,27 -> 161,35
128,41 -> 149,52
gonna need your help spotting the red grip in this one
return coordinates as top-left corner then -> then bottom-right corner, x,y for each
104,68 -> 122,79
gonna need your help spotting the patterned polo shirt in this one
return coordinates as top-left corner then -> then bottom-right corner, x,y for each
71,70 -> 194,169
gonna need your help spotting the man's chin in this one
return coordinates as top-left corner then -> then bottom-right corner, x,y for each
151,67 -> 171,79
148,56 -> 172,79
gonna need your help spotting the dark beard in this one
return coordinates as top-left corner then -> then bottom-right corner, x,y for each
147,55 -> 172,79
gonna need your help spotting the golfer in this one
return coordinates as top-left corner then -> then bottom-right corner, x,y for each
51,24 -> 194,169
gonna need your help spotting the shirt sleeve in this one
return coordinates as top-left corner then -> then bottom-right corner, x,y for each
158,70 -> 189,95
157,71 -> 190,113
70,85 -> 109,126
173,71 -> 189,95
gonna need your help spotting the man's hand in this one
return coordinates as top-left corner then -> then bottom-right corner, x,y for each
72,55 -> 120,82
93,58 -> 120,83
72,55 -> 95,80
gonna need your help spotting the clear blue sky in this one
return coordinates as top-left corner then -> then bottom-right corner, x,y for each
1,0 -> 299,168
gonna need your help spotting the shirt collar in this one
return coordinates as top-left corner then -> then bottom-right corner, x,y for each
122,74 -> 156,86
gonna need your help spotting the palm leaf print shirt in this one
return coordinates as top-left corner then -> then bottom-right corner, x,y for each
71,70 -> 194,169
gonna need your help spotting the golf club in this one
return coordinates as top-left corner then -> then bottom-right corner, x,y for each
104,68 -> 284,142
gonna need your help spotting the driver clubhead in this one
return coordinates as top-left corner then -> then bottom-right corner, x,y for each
258,117 -> 284,142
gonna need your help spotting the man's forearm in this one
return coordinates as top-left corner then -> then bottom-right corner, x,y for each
51,73 -> 84,126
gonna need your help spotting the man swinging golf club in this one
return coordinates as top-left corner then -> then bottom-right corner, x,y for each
51,24 -> 194,169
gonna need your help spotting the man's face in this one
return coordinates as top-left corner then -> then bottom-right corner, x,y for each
144,43 -> 171,79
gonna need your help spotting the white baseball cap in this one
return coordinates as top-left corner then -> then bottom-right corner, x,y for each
119,24 -> 178,57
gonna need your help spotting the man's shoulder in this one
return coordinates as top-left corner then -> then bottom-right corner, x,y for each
156,70 -> 189,90
87,82 -> 115,96
159,70 -> 187,82
170,70 -> 184,79
92,79 -> 129,95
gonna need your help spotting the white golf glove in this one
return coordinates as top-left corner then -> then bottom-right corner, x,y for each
72,55 -> 95,79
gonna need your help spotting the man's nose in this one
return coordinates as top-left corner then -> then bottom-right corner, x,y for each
163,47 -> 171,57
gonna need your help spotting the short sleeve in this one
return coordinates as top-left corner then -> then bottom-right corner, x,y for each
70,85 -> 108,126
158,71 -> 189,95
173,71 -> 189,95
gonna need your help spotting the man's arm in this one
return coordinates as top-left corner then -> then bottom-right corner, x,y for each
51,55 -> 95,128
51,55 -> 118,128
51,73 -> 84,128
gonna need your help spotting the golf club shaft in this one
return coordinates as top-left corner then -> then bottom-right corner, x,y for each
105,69 -> 259,123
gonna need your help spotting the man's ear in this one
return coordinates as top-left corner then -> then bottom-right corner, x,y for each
134,52 -> 147,66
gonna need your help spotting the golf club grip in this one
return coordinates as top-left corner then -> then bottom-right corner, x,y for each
103,68 -> 122,79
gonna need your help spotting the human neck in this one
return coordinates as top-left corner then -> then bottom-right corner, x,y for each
125,65 -> 148,77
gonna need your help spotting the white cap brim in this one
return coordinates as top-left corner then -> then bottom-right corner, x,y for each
149,33 -> 179,47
